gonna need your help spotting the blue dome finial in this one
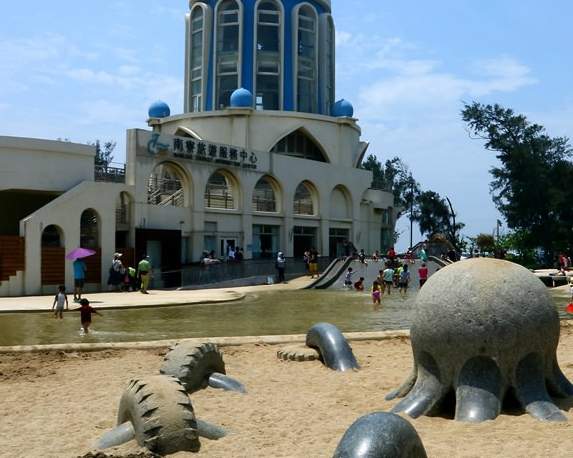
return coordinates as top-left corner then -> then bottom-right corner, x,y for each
230,88 -> 254,108
148,100 -> 171,118
333,99 -> 354,117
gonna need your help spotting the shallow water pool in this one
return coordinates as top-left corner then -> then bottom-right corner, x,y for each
0,287 -> 570,347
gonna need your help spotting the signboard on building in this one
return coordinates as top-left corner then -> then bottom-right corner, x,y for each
134,129 -> 259,170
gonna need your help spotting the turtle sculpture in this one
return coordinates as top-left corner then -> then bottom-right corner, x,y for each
387,258 -> 573,422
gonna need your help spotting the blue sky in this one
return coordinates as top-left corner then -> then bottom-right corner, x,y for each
1,0 -> 572,251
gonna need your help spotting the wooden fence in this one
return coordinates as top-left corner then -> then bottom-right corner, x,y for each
41,247 -> 65,285
0,236 -> 25,282
1,239 -> 137,288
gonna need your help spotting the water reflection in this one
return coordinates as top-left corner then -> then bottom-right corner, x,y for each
0,288 -> 570,347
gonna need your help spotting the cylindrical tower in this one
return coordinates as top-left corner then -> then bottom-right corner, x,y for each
184,0 -> 335,115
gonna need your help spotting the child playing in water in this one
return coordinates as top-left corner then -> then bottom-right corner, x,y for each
343,267 -> 354,289
398,264 -> 411,294
74,298 -> 102,334
382,263 -> 394,295
371,280 -> 382,304
354,277 -> 365,291
51,285 -> 69,319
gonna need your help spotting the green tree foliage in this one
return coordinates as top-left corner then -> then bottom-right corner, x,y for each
461,102 -> 573,261
414,191 -> 465,250
415,191 -> 450,237
362,154 -> 420,218
476,233 -> 495,252
91,140 -> 116,169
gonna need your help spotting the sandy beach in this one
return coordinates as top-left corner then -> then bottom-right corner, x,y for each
1,322 -> 573,458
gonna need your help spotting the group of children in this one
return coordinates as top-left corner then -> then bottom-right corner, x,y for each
343,259 -> 426,304
51,285 -> 102,333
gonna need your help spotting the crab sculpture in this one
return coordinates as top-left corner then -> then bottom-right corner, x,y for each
387,258 -> 573,422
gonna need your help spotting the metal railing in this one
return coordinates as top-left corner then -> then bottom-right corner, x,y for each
94,163 -> 126,183
178,256 -> 333,289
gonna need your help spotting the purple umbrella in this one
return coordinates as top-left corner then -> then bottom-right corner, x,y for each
65,247 -> 96,260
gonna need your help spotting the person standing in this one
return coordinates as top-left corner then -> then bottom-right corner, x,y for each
308,247 -> 319,279
137,255 -> 152,294
398,264 -> 411,294
107,253 -> 124,291
276,251 -> 286,283
303,249 -> 311,275
420,244 -> 428,263
235,247 -> 244,261
371,280 -> 382,304
387,247 -> 396,266
73,258 -> 87,302
52,285 -> 69,319
382,263 -> 394,295
343,267 -> 354,289
418,262 -> 429,288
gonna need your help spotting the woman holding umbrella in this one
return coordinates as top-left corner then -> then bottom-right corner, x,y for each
65,247 -> 96,301
73,258 -> 87,302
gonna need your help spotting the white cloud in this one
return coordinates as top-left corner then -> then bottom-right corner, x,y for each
118,65 -> 142,76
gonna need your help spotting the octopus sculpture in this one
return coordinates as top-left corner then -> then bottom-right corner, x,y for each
387,258 -> 573,422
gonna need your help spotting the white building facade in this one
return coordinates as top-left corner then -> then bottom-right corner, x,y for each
0,0 -> 397,296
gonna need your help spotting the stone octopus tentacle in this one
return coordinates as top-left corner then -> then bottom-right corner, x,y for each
515,353 -> 567,422
454,356 -> 503,422
386,366 -> 418,401
391,352 -> 449,418
548,357 -> 573,398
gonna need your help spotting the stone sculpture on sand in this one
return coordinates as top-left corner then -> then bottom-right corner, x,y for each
387,258 -> 573,422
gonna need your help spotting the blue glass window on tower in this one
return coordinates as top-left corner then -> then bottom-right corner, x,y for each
324,16 -> 335,115
216,1 -> 240,109
255,1 -> 281,110
189,7 -> 204,112
296,7 -> 317,113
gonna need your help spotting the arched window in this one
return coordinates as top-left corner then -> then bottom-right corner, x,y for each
188,6 -> 205,112
255,1 -> 281,110
216,0 -> 240,109
148,163 -> 185,207
253,176 -> 277,212
271,130 -> 326,162
205,172 -> 235,209
296,6 -> 317,113
294,182 -> 314,215
80,209 -> 99,248
41,225 -> 62,247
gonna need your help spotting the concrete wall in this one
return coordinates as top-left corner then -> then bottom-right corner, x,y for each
0,135 -> 95,192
